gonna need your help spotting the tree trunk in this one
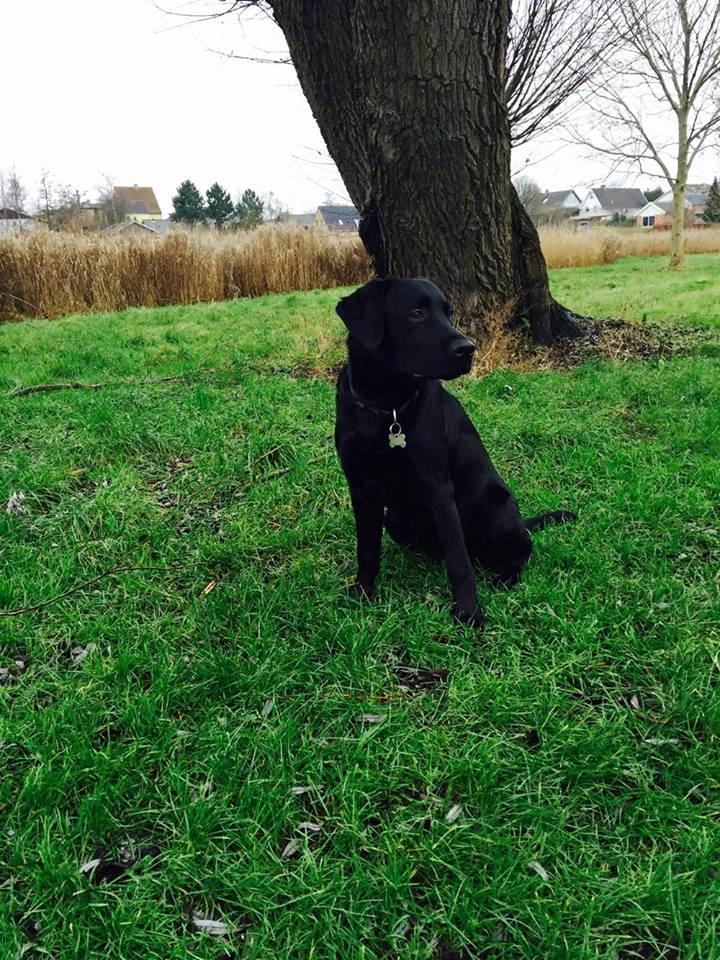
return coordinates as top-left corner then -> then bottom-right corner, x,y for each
670,113 -> 688,269
669,185 -> 686,268
271,0 -> 582,343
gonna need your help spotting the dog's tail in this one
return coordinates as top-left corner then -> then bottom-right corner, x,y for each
525,510 -> 577,532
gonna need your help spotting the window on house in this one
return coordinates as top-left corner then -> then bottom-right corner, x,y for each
642,215 -> 655,227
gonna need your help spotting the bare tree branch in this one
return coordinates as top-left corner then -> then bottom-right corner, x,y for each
507,0 -> 614,145
572,0 -> 720,267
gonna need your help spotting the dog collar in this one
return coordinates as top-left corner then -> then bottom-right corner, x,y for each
346,365 -> 419,419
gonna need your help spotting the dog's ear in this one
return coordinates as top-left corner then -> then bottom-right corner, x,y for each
336,278 -> 388,350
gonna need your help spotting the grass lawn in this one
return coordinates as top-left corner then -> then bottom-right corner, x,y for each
1,256 -> 719,959
549,253 -> 720,330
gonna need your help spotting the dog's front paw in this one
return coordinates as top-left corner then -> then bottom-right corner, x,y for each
452,602 -> 486,630
347,579 -> 374,600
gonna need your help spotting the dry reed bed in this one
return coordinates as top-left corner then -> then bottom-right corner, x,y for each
538,224 -> 720,268
0,227 -> 371,323
2,224 -> 720,322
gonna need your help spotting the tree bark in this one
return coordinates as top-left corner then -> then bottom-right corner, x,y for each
271,0 -> 581,343
670,112 -> 688,269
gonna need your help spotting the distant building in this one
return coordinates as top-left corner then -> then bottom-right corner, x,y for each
141,219 -> 173,235
543,189 -> 582,209
536,189 -> 581,224
655,184 -> 710,225
77,201 -> 107,228
315,205 -> 360,232
635,193 -> 709,229
112,185 -> 162,223
278,212 -> 316,229
635,201 -> 671,228
105,219 -> 162,237
573,187 -> 648,227
0,207 -> 37,234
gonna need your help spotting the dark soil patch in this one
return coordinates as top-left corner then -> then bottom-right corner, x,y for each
526,315 -> 718,370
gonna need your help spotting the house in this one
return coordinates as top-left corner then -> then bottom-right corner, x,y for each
112,185 -> 162,223
655,184 -> 710,224
278,212 -> 316,229
635,198 -> 708,229
78,201 -> 106,228
315,205 -> 359,232
105,219 -> 162,237
542,189 -> 582,209
0,207 -> 37,234
141,219 -> 173,235
573,187 -> 648,227
635,201 -> 672,228
536,189 -> 581,224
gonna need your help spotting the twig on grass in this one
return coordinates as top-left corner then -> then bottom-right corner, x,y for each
0,560 -> 203,618
10,374 -> 187,398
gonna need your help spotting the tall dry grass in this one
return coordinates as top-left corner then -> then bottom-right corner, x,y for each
2,222 -> 720,322
0,226 -> 372,323
539,224 -> 720,268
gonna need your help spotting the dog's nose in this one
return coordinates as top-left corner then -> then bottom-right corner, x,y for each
452,339 -> 476,359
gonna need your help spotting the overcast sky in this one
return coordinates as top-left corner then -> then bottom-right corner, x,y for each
3,1 -> 715,217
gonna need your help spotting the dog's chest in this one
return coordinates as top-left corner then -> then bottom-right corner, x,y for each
369,443 -> 426,504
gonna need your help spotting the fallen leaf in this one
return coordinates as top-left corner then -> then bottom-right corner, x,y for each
395,664 -> 450,693
6,492 -> 28,515
261,699 -> 274,718
281,837 -> 301,859
629,694 -> 640,710
445,803 -> 463,823
80,845 -> 160,884
71,643 -> 95,665
361,713 -> 386,724
527,860 -> 549,881
192,914 -> 229,937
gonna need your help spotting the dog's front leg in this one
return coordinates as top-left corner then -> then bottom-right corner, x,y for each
348,481 -> 384,598
430,485 -> 485,629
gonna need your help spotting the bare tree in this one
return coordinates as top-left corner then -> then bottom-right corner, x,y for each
513,176 -> 545,221
4,165 -> 27,214
96,173 -> 124,227
261,190 -> 289,220
35,171 -> 88,230
578,0 -> 720,267
36,168 -> 56,228
507,0 -> 613,145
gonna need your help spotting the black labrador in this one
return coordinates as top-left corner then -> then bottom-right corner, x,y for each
334,277 -> 575,629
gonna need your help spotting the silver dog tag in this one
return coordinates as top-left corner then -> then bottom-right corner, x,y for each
389,413 -> 406,448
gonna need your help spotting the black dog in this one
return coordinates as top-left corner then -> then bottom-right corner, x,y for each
334,277 -> 575,629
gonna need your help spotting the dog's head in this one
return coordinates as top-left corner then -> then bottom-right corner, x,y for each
336,277 -> 475,380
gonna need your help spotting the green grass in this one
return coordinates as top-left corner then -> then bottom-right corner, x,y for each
1,258 -> 719,959
550,254 -> 720,329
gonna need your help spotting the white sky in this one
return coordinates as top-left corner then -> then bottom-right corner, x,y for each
3,0 -> 715,217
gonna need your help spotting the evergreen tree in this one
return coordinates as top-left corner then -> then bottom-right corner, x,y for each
705,177 -> 720,223
170,180 -> 206,224
205,182 -> 234,228
644,186 -> 663,203
235,188 -> 264,229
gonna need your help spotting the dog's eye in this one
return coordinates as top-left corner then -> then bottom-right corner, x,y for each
409,309 -> 424,320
